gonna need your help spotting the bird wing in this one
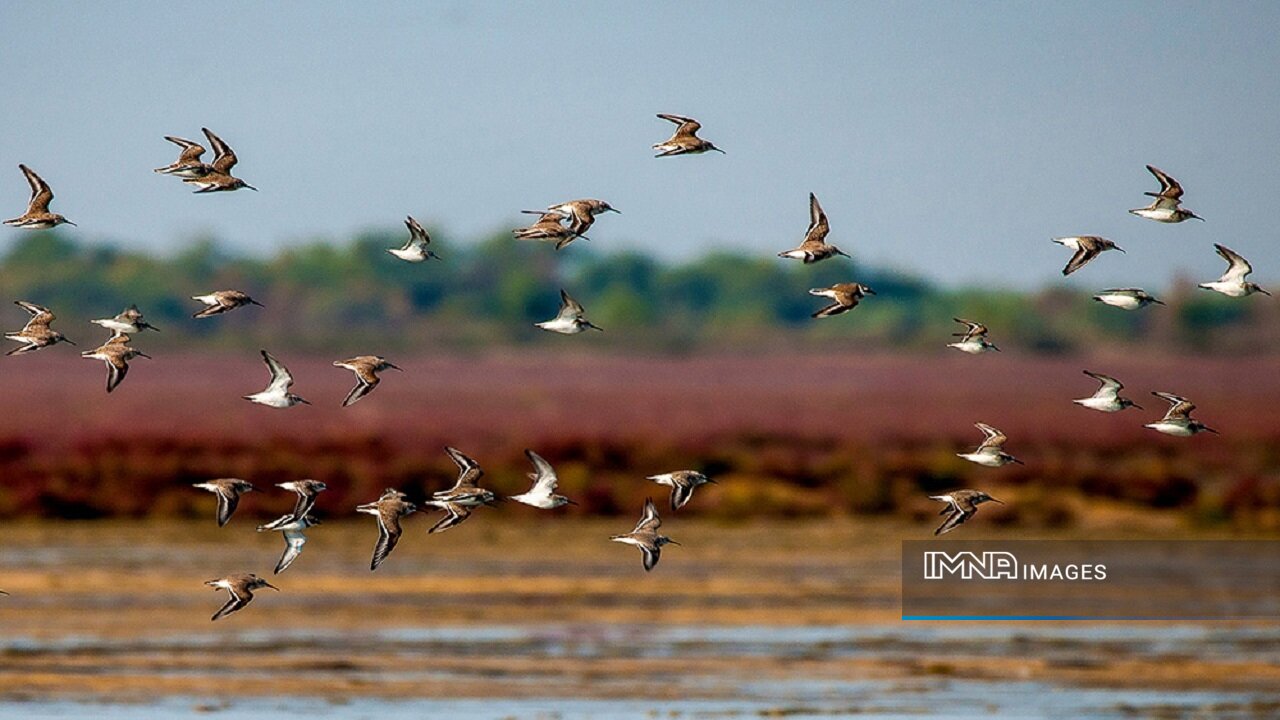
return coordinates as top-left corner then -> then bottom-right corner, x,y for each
1062,243 -> 1098,276
1083,370 -> 1122,398
211,588 -> 250,621
952,318 -> 987,340
641,545 -> 661,572
657,113 -> 701,137
670,482 -> 695,510
214,486 -> 241,527
164,136 -> 207,163
934,508 -> 972,536
342,380 -> 376,407
404,216 -> 430,249
203,128 -> 239,172
1145,165 -> 1183,200
18,164 -> 53,213
1153,392 -> 1195,420
370,507 -> 403,571
634,497 -> 662,533
805,193 -> 829,243
557,289 -> 586,321
261,350 -> 294,393
525,449 -> 559,493
276,527 -> 308,574
15,301 -> 54,331
104,354 -> 129,393
1214,244 -> 1253,283
428,503 -> 471,533
975,423 -> 1007,450
444,446 -> 483,491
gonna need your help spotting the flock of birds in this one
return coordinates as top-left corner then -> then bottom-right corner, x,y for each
1,117 -> 1268,619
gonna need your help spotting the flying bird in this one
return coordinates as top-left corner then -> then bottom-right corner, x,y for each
611,498 -> 678,572
423,447 -> 498,532
1053,236 -> 1124,276
92,304 -> 158,335
957,423 -> 1023,467
1129,165 -> 1202,223
808,283 -> 875,318
647,470 -> 715,510
205,573 -> 278,621
536,289 -> 603,334
333,355 -> 401,407
652,113 -> 724,156
6,301 -> 74,355
947,318 -> 1000,354
182,128 -> 256,193
1198,244 -> 1270,298
276,479 -> 328,522
1073,371 -> 1141,413
930,490 -> 1004,536
257,513 -> 320,574
192,478 -> 257,527
510,449 -> 576,509
513,209 -> 585,250
388,216 -> 440,262
777,193 -> 850,263
1145,392 -> 1218,437
4,165 -> 75,229
356,488 -> 417,571
1092,288 -> 1164,310
153,135 -> 213,178
244,350 -> 309,408
81,333 -> 150,393
545,199 -> 619,237
191,290 -> 263,319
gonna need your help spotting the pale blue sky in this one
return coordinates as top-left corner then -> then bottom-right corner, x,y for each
2,2 -> 1278,288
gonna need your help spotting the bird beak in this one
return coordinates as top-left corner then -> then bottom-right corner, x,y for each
63,338 -> 76,346
298,398 -> 312,405
264,582 -> 280,591
1152,299 -> 1166,305
667,540 -> 682,546
386,363 -> 403,371
1260,288 -> 1273,297
990,498 -> 1005,505
64,220 -> 78,227
712,147 -> 726,154
588,323 -> 604,332
245,184 -> 259,192
1116,247 -> 1126,254
1131,403 -> 1143,410
1205,427 -> 1220,435
608,208 -> 620,214
864,288 -> 877,295
706,478 -> 719,484
137,352 -> 152,359
565,499 -> 580,506
250,300 -> 265,307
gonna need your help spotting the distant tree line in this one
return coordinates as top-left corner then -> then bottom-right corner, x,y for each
1,229 -> 1275,354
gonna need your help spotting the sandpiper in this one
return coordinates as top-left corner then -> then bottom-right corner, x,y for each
930,490 -> 1004,536
947,318 -> 1000,354
808,283 -> 874,318
277,479 -> 328,522
652,113 -> 724,157
153,135 -> 213,178
92,304 -> 158,335
1145,392 -> 1218,436
334,355 -> 401,407
183,128 -> 256,193
1073,370 -> 1141,413
6,301 -> 74,355
1198,244 -> 1270,298
777,193 -> 850,264
1092,288 -> 1164,310
425,447 -> 497,532
191,290 -> 264,318
245,350 -> 309,408
258,513 -> 320,574
356,488 -> 417,571
648,470 -> 715,511
1129,165 -> 1202,223
205,573 -> 278,621
546,199 -> 619,237
957,423 -> 1022,467
513,210 -> 585,250
81,333 -> 150,393
510,449 -> 576,509
388,216 -> 440,262
1053,236 -> 1124,276
611,498 -> 678,572
4,165 -> 75,230
192,478 -> 256,527
536,289 -> 603,334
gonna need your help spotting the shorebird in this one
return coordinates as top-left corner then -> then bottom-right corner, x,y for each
388,216 -> 439,262
546,199 -> 619,237
930,490 -> 1004,536
276,479 -> 328,522
6,301 -> 74,355
1092,288 -> 1164,310
510,449 -> 576,509
205,573 -> 277,621
1129,165 -> 1202,223
425,447 -> 497,531
258,513 -> 320,574
191,290 -> 263,318
153,135 -> 213,178
192,478 -> 256,527
182,128 -> 256,193
648,470 -> 715,510
777,193 -> 850,263
1145,392 -> 1218,436
92,304 -> 158,335
947,318 -> 1000,354
1198,244 -> 1270,298
356,488 -> 417,571
245,350 -> 309,408
512,210 -> 585,250
652,113 -> 724,157
1053,236 -> 1124,276
957,423 -> 1022,467
808,283 -> 874,318
1073,370 -> 1141,413
611,498 -> 678,572
334,355 -> 401,407
81,333 -> 150,393
536,289 -> 603,334
4,165 -> 75,230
